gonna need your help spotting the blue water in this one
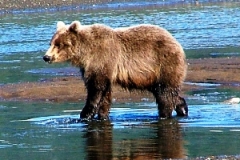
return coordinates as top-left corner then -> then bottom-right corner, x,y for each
1,1 -> 240,159
1,101 -> 240,159
1,1 -> 240,84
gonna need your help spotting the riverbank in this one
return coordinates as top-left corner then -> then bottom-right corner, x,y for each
1,0 -> 239,14
0,0 -> 112,12
1,57 -> 240,102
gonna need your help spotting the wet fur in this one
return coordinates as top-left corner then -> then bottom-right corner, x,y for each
44,21 -> 188,120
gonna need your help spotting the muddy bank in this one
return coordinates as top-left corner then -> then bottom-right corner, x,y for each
0,0 -> 188,13
0,0 -> 112,12
1,0 -> 237,14
1,57 -> 240,102
187,57 -> 240,83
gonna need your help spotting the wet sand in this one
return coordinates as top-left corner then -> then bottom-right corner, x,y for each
0,0 -> 113,12
1,57 -> 240,102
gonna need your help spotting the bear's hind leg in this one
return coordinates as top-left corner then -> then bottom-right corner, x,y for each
97,86 -> 112,120
152,85 -> 178,118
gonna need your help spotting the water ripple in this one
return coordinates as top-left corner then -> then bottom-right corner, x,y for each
17,104 -> 240,130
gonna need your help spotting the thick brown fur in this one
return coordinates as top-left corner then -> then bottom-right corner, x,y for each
43,21 -> 188,120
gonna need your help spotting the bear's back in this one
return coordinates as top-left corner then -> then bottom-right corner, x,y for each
115,24 -> 175,43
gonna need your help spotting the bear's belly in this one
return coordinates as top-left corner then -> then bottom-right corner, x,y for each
115,73 -> 157,90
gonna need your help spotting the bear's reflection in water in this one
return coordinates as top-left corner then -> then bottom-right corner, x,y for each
84,119 -> 186,160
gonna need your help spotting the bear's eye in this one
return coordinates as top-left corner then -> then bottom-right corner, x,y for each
54,38 -> 62,48
55,43 -> 61,48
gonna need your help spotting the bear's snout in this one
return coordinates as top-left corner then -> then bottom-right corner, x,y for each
43,55 -> 52,63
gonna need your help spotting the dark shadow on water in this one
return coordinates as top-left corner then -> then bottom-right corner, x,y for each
82,119 -> 186,160
26,102 -> 240,158
83,121 -> 113,160
16,102 -> 240,158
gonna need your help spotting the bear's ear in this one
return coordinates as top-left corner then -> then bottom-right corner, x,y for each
57,21 -> 66,31
69,21 -> 81,33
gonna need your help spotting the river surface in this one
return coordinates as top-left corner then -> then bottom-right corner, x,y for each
1,0 -> 240,159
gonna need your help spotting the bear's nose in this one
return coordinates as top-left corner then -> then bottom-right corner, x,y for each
43,55 -> 51,62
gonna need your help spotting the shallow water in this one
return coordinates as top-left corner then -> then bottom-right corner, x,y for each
1,100 -> 240,159
1,0 -> 240,159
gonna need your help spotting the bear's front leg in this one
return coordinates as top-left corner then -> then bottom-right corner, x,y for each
80,75 -> 112,120
80,89 -> 102,120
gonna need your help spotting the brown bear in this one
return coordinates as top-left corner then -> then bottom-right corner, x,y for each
43,21 -> 188,120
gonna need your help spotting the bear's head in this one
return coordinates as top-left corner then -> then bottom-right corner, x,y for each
43,21 -> 81,63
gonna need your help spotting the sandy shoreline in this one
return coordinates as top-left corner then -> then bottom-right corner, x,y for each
0,0 -> 112,11
1,0 -> 237,14
1,57 -> 240,102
